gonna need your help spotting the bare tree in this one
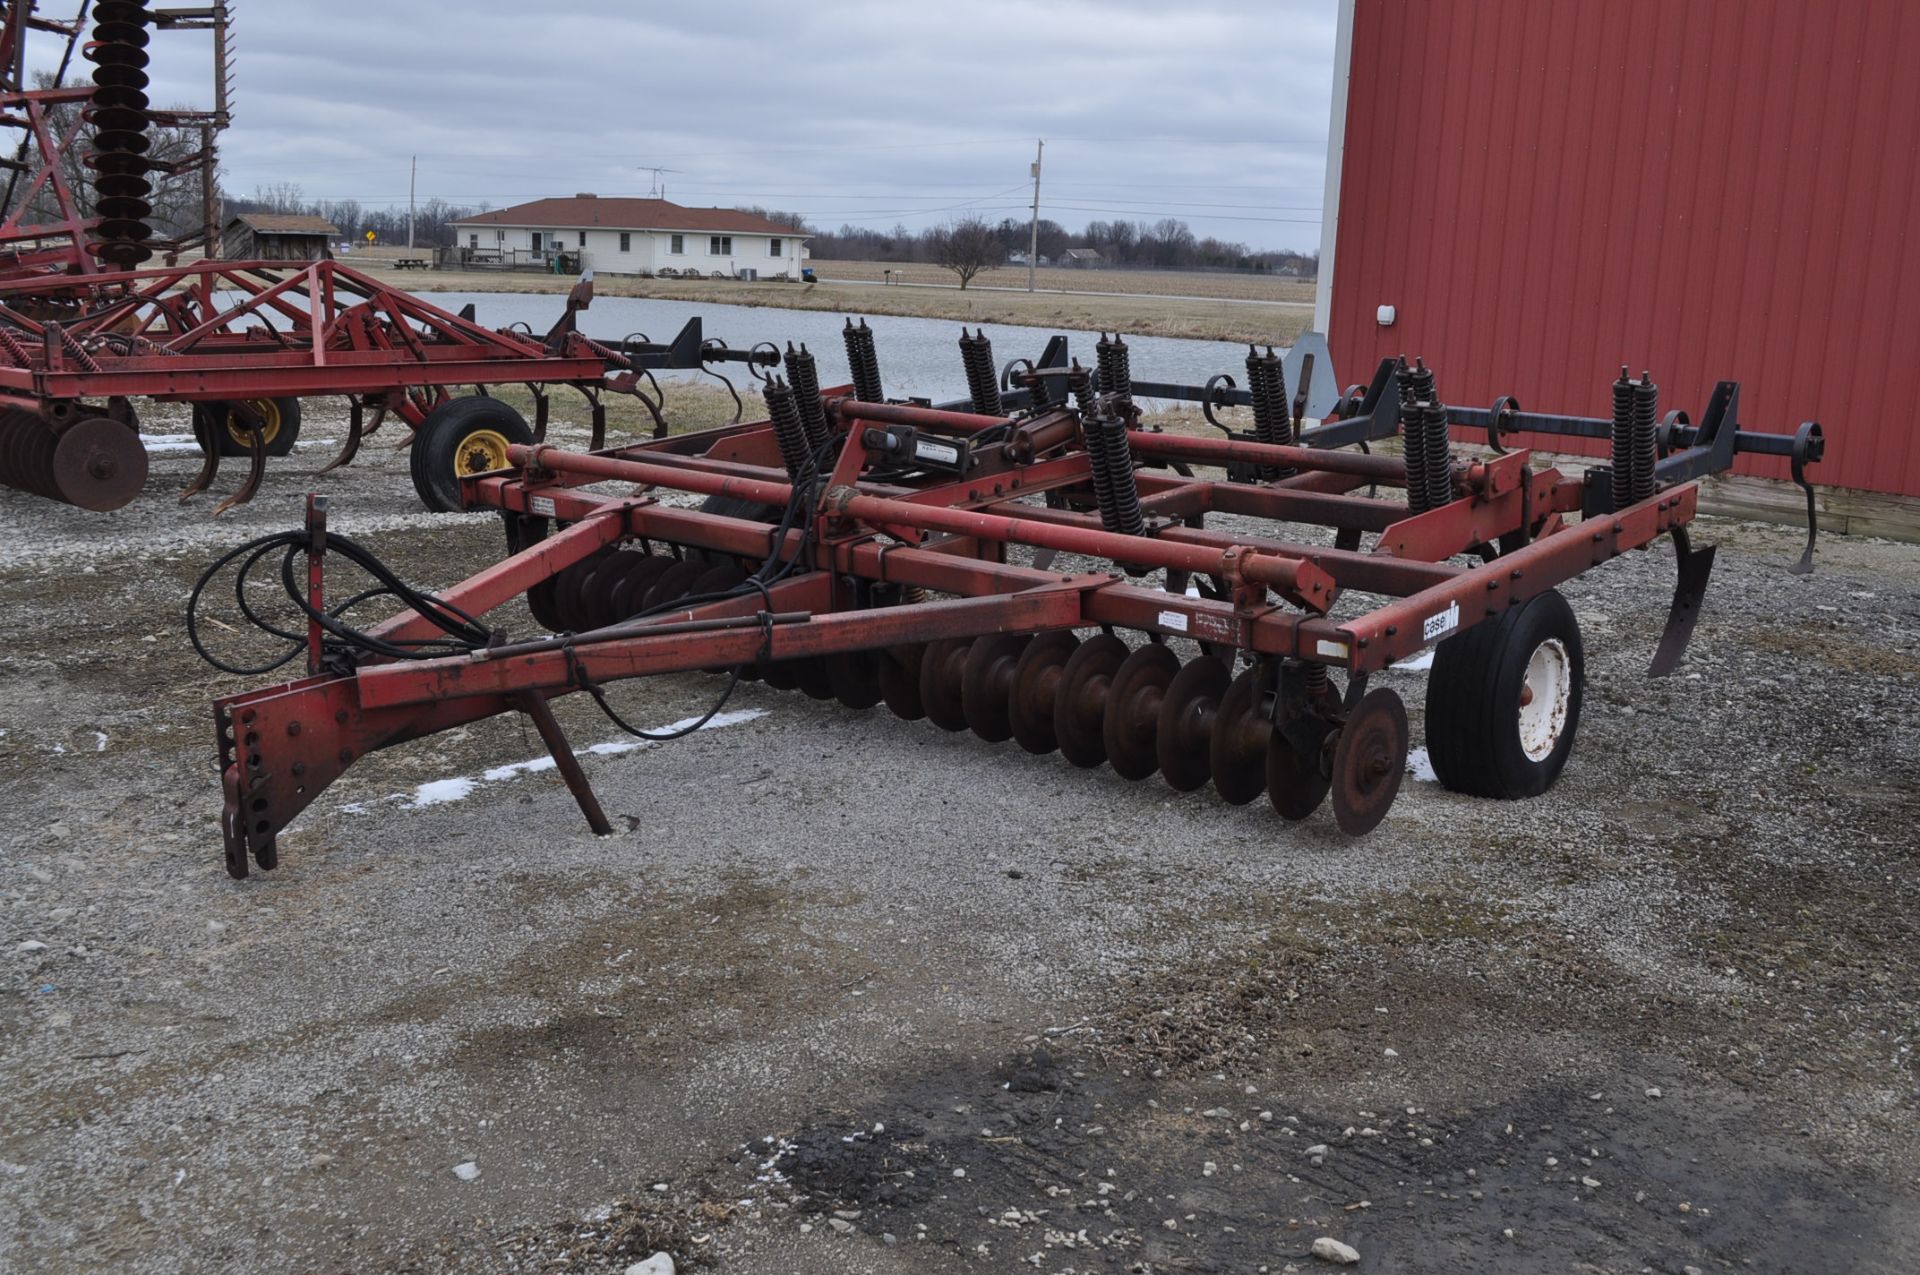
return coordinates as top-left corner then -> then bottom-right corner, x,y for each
929,216 -> 1000,290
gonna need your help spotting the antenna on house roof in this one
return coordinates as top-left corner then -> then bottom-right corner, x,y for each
638,166 -> 683,199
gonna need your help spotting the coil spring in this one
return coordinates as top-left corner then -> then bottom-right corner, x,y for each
1256,346 -> 1293,479
1095,332 -> 1133,407
763,376 -> 816,487
1245,346 -> 1277,480
1067,361 -> 1096,417
0,327 -> 30,366
86,1 -> 156,270
782,342 -> 829,452
1397,358 -> 1432,512
50,323 -> 101,373
1420,398 -> 1454,510
1394,357 -> 1452,513
1089,394 -> 1145,540
843,318 -> 883,403
1631,372 -> 1659,504
1303,663 -> 1330,697
959,327 -> 1002,417
1610,367 -> 1634,509
1074,364 -> 1115,526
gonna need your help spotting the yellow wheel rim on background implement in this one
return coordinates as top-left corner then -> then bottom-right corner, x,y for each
224,398 -> 281,449
456,427 -> 512,477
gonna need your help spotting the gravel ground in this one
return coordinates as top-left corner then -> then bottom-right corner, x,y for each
2,401 -> 1917,1274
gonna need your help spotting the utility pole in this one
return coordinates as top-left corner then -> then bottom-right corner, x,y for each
1026,138 -> 1044,292
408,155 -> 416,250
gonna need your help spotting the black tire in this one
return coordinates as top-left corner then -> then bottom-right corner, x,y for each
1425,588 -> 1584,799
201,397 -> 303,458
411,395 -> 533,512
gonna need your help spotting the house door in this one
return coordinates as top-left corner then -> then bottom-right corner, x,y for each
529,232 -> 542,253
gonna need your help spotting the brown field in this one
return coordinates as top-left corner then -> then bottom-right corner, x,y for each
811,258 -> 1317,304
349,259 -> 1313,345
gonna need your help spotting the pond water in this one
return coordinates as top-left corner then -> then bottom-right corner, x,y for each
407,290 -> 1333,413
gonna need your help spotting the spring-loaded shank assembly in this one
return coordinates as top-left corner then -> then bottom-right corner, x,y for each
197,328 -> 1827,880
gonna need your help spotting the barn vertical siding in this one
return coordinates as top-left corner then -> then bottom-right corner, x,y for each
1329,0 -> 1920,496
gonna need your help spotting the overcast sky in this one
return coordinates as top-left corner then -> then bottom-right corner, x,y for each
46,0 -> 1337,251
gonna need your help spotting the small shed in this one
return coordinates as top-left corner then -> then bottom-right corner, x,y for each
221,213 -> 339,263
1061,247 -> 1104,267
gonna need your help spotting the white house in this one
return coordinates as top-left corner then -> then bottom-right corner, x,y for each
451,194 -> 809,278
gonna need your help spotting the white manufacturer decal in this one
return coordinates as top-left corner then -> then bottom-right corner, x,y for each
1155,609 -> 1190,633
1422,600 -> 1461,642
529,495 -> 556,516
1315,639 -> 1349,660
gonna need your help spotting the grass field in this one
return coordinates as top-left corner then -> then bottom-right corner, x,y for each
811,258 -> 1317,304
349,258 -> 1314,346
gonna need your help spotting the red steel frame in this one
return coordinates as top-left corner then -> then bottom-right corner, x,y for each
0,258 -> 610,415
210,392 -> 1700,879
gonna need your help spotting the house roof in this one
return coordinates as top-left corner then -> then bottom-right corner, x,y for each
453,196 -> 807,237
1062,247 -> 1103,259
227,213 -> 340,236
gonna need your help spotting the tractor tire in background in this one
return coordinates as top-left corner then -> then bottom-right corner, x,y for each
199,397 -> 303,458
1424,588 -> 1585,799
410,395 -> 534,512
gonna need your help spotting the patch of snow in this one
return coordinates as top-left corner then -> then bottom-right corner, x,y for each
410,777 -> 477,807
1404,746 -> 1437,783
1391,649 -> 1435,671
367,708 -> 768,813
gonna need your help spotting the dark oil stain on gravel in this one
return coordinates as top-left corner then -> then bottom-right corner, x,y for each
725,1038 -> 1910,1274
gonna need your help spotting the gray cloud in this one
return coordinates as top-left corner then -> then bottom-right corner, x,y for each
114,0 -> 1335,250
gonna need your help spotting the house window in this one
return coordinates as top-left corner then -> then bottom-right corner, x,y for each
530,231 -> 542,251
468,234 -> 477,249
619,232 -> 631,252
577,231 -> 586,247
669,234 -> 684,254
709,235 -> 732,255
770,238 -> 782,257
494,230 -> 504,242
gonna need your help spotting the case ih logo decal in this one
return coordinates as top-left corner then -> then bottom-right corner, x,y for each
1423,601 -> 1461,642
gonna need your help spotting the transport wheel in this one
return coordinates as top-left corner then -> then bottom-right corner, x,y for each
1156,655 -> 1230,792
1007,631 -> 1079,755
1103,643 -> 1179,781
1209,666 -> 1271,805
919,637 -> 974,731
1425,588 -> 1584,798
961,633 -> 1031,743
1053,633 -> 1127,769
411,395 -> 533,512
202,397 -> 302,458
878,644 -> 927,720
1330,687 -> 1409,834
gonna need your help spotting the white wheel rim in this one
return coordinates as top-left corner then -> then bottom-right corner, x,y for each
1517,637 -> 1571,763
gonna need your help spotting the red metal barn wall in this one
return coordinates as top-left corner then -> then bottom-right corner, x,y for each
1323,0 -> 1920,497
